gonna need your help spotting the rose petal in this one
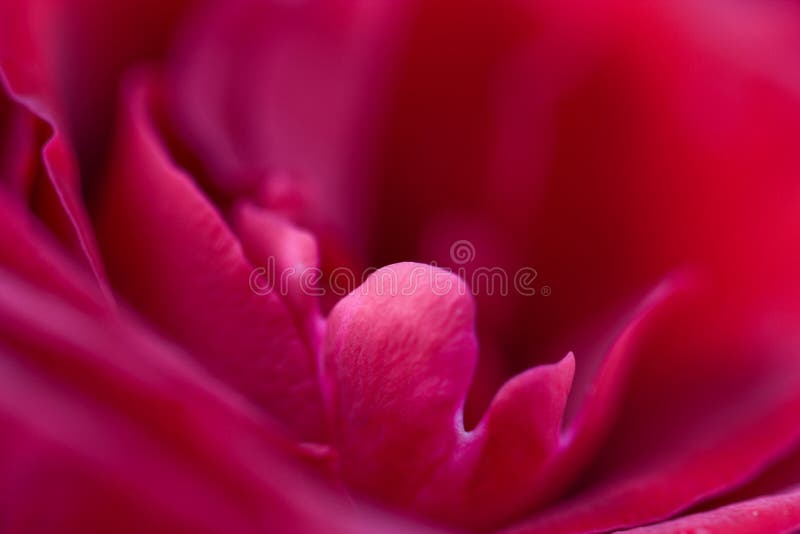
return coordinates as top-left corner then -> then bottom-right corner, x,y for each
0,72 -> 111,298
622,488 -> 800,534
324,263 -> 683,529
0,192 -> 104,313
93,72 -> 326,441
503,295 -> 800,533
166,0 -> 406,254
0,0 -> 203,175
0,265 -> 426,533
231,202 -> 324,356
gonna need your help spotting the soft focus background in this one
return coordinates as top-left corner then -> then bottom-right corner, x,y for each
3,0 -> 800,532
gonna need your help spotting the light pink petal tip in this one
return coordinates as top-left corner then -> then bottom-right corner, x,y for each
324,262 -> 684,529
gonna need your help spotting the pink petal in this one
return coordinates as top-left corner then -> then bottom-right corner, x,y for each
0,88 -> 37,195
297,0 -> 800,375
231,201 -> 324,355
324,263 -> 683,529
166,0 -> 406,248
0,71 -> 110,298
0,192 -> 105,313
93,72 -> 325,441
623,488 -> 800,534
0,265 -> 425,533
323,263 -> 480,510
503,294 -> 800,533
0,0 -> 203,170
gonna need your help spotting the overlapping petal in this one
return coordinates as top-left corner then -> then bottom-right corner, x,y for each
165,0 -> 409,268
0,69 -> 109,297
504,294 -> 800,533
1,0 -> 800,531
624,488 -> 800,534
324,263 -> 685,529
0,0 -> 204,176
92,73 -> 326,441
0,261 -> 419,533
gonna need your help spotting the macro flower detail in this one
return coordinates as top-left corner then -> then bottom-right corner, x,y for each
322,263 -> 679,530
93,76 -> 327,441
2,0 -> 800,532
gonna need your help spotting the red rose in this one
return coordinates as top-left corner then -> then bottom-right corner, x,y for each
2,0 -> 800,532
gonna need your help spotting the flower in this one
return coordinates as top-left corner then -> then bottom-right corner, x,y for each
2,0 -> 800,532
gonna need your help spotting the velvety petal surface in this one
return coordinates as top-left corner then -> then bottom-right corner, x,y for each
165,0 -> 410,272
324,263 -> 684,529
503,293 -> 800,533
231,202 -> 324,356
0,258 -> 427,533
93,73 -> 326,441
0,67 -> 109,297
0,0 -> 205,179
623,488 -> 800,534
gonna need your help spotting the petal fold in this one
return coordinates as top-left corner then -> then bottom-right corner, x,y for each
93,73 -> 325,441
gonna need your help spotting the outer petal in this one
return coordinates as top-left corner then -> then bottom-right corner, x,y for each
622,488 -> 800,534
0,263 -> 426,533
503,294 -> 800,533
93,73 -> 325,441
0,192 -> 104,314
0,87 -> 37,195
0,71 -> 110,298
0,0 -> 203,176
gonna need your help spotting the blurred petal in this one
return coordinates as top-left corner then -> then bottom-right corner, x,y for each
0,0 -> 204,176
231,202 -> 324,355
0,71 -> 110,298
93,73 -> 326,441
0,265 -> 425,533
623,488 -> 800,534
504,296 -> 800,533
166,0 -> 406,259
0,192 -> 104,313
